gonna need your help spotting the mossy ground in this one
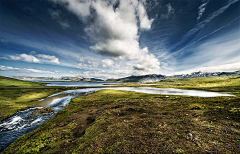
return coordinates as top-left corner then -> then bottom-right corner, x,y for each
3,75 -> 240,153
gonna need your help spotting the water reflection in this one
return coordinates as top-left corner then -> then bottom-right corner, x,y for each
110,87 -> 233,97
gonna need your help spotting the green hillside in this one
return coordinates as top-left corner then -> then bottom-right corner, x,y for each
0,76 -> 65,121
0,76 -> 43,87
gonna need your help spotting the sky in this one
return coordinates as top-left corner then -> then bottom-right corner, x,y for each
0,0 -> 240,79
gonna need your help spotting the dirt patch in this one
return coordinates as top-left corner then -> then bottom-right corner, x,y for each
37,94 -> 68,107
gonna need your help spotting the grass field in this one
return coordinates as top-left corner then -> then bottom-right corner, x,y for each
3,75 -> 240,153
0,76 -> 43,87
0,76 -> 71,121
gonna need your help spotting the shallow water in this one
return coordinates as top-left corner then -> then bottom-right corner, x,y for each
0,108 -> 55,152
109,87 -> 234,97
0,86 -> 233,152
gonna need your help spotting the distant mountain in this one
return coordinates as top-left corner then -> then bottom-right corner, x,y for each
106,70 -> 240,83
11,76 -> 104,82
172,71 -> 240,79
59,76 -> 91,81
90,78 -> 104,81
12,70 -> 240,83
107,74 -> 166,83
11,76 -> 55,80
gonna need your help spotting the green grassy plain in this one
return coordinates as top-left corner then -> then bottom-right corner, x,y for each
0,76 -> 43,87
3,75 -> 240,153
0,76 -> 70,121
152,76 -> 240,96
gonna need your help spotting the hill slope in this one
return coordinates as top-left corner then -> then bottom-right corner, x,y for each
0,76 -> 43,87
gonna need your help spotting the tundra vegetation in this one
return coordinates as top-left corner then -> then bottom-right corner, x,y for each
1,75 -> 240,153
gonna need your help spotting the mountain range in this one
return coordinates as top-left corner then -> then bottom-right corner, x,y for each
11,70 -> 240,83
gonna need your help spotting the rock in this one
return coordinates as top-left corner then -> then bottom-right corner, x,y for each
186,133 -> 193,141
27,107 -> 55,118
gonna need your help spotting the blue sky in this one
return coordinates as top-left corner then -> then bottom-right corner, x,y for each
0,0 -> 239,79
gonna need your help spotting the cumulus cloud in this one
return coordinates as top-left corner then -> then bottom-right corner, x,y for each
7,54 -> 41,63
0,65 -> 59,74
138,2 -> 154,29
37,54 -> 60,64
102,59 -> 114,67
51,0 -> 91,20
51,0 -> 160,73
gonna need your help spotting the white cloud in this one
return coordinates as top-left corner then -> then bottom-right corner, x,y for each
197,1 -> 209,22
0,65 -> 59,74
7,54 -> 41,63
175,62 -> 240,75
21,54 -> 41,63
76,56 -> 85,62
138,2 -> 154,29
9,55 -> 21,61
76,63 -> 83,68
51,0 -> 160,73
37,54 -> 60,64
51,0 -> 91,20
88,60 -> 100,68
102,59 -> 114,67
68,70 -> 120,80
3,53 -> 61,65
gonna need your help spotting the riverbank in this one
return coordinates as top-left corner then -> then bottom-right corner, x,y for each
0,76 -> 69,121
3,76 -> 240,153
0,76 -> 123,121
37,94 -> 69,107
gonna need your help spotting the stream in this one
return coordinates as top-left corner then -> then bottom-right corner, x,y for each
0,87 -> 233,152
